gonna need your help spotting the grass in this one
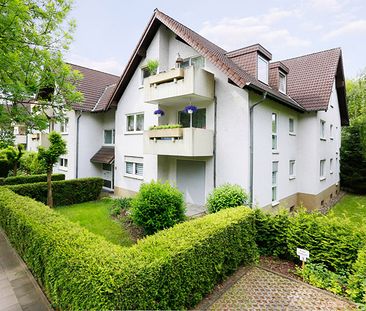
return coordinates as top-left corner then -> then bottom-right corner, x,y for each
330,194 -> 366,226
55,199 -> 134,247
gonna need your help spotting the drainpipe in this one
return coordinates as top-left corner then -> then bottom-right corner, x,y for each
213,94 -> 217,188
249,90 -> 267,206
75,111 -> 82,178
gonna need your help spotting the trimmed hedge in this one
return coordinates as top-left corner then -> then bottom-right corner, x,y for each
347,246 -> 366,303
6,177 -> 103,206
0,173 -> 65,186
0,188 -> 258,310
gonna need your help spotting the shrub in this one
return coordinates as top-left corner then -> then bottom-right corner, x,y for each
109,197 -> 132,217
19,151 -> 47,175
0,188 -> 258,309
0,173 -> 65,186
6,177 -> 103,206
131,180 -> 185,234
206,183 -> 249,213
149,124 -> 182,130
347,246 -> 366,303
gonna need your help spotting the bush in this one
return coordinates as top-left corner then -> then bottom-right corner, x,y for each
19,151 -> 47,175
131,180 -> 186,234
0,188 -> 258,309
6,177 -> 103,206
347,246 -> 366,303
206,183 -> 249,213
0,173 -> 65,186
109,197 -> 132,217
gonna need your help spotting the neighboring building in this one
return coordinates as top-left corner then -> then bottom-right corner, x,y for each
27,64 -> 119,191
107,9 -> 348,210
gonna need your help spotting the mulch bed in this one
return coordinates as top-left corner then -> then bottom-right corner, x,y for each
259,256 -> 302,281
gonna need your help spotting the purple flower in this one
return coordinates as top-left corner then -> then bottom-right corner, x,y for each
184,105 -> 198,114
154,109 -> 165,116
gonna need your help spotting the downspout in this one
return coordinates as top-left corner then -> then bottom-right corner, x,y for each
75,111 -> 82,178
213,94 -> 217,188
249,90 -> 267,206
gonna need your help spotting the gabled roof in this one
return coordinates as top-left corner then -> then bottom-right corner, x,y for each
70,64 -> 119,112
281,48 -> 348,125
108,9 -> 304,112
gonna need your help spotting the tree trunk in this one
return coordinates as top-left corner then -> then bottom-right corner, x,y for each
47,169 -> 53,208
13,163 -> 17,176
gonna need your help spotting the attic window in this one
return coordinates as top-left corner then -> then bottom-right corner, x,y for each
279,72 -> 286,93
257,55 -> 268,84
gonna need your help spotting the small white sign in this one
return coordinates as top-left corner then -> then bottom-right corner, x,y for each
297,248 -> 310,262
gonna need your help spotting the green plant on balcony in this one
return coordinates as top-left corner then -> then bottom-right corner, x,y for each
146,59 -> 159,75
149,124 -> 182,130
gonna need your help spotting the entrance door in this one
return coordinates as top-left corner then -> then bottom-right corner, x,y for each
176,160 -> 205,205
102,163 -> 114,190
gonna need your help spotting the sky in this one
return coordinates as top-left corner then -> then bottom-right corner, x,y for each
65,0 -> 366,79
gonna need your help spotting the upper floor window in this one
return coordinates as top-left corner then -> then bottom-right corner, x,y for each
330,124 -> 334,140
258,55 -> 269,84
60,118 -> 68,134
289,118 -> 295,135
141,67 -> 150,85
272,161 -> 279,203
330,158 -> 334,174
320,159 -> 326,180
272,113 -> 278,151
320,120 -> 326,140
178,108 -> 206,128
126,113 -> 144,133
180,56 -> 205,69
289,160 -> 296,179
104,129 -> 115,145
279,72 -> 286,93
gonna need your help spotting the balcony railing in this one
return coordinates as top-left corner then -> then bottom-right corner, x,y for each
144,127 -> 213,157
144,66 -> 214,104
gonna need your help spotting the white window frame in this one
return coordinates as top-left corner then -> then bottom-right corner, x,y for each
289,160 -> 296,180
59,157 -> 68,171
103,129 -> 115,145
124,157 -> 143,180
140,67 -> 151,85
258,55 -> 269,84
330,124 -> 334,140
320,159 -> 326,180
272,113 -> 278,152
60,118 -> 69,134
126,113 -> 144,134
279,72 -> 287,93
289,118 -> 295,135
272,161 -> 279,205
330,158 -> 334,174
180,56 -> 205,69
320,120 -> 326,140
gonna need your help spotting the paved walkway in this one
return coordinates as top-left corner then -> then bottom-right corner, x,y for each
0,230 -> 51,311
197,266 -> 357,310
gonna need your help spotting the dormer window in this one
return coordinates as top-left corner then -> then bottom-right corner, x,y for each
279,72 -> 287,93
257,55 -> 269,84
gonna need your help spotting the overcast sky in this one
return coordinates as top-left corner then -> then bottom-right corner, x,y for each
65,0 -> 366,79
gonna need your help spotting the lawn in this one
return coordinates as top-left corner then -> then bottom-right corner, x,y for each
330,194 -> 366,226
55,199 -> 134,247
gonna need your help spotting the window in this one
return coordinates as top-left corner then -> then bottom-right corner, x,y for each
60,118 -> 68,134
279,72 -> 286,93
141,67 -> 150,84
272,161 -> 278,203
289,160 -> 295,179
330,124 -> 334,140
104,129 -> 115,145
272,113 -> 278,151
289,118 -> 295,135
320,159 -> 326,180
258,55 -> 269,84
49,120 -> 55,132
180,56 -> 205,69
59,158 -> 68,170
330,158 -> 333,174
178,108 -> 206,128
320,120 -> 326,140
126,113 -> 144,132
125,159 -> 143,178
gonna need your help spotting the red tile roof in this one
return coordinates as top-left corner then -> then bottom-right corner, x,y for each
70,64 -> 119,112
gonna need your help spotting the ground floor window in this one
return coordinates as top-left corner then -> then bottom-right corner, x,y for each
59,157 -> 68,170
272,161 -> 278,202
125,157 -> 143,179
320,159 -> 326,180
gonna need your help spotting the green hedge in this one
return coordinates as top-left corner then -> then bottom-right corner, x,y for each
0,188 -> 258,310
0,173 -> 65,186
6,177 -> 103,206
347,246 -> 366,303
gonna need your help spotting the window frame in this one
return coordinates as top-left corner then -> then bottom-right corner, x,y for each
279,72 -> 287,93
59,157 -> 68,171
124,157 -> 143,180
289,118 -> 295,135
320,159 -> 326,180
60,118 -> 69,134
330,158 -> 334,174
320,120 -> 326,140
257,55 -> 269,84
125,113 -> 144,134
272,113 -> 278,152
103,129 -> 115,145
272,161 -> 279,205
289,160 -> 296,179
330,124 -> 334,140
140,67 -> 151,85
180,56 -> 205,69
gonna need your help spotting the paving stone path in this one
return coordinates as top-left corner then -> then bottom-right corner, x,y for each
0,230 -> 51,311
198,267 -> 357,311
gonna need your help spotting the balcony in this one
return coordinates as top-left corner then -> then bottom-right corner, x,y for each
144,127 -> 213,157
31,133 -> 50,148
144,66 -> 214,105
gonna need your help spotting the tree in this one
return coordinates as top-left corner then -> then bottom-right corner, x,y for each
2,145 -> 24,176
0,0 -> 83,131
38,132 -> 66,207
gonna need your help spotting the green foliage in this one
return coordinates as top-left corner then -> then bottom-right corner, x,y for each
38,132 -> 67,171
206,183 -> 249,213
0,0 -> 83,131
347,246 -> 366,303
0,173 -> 64,186
0,188 -> 258,309
146,59 -> 159,75
296,263 -> 348,296
19,151 -> 47,175
1,145 -> 24,176
131,181 -> 186,234
0,127 -> 15,149
6,177 -> 103,206
149,124 -> 183,130
108,197 -> 132,217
